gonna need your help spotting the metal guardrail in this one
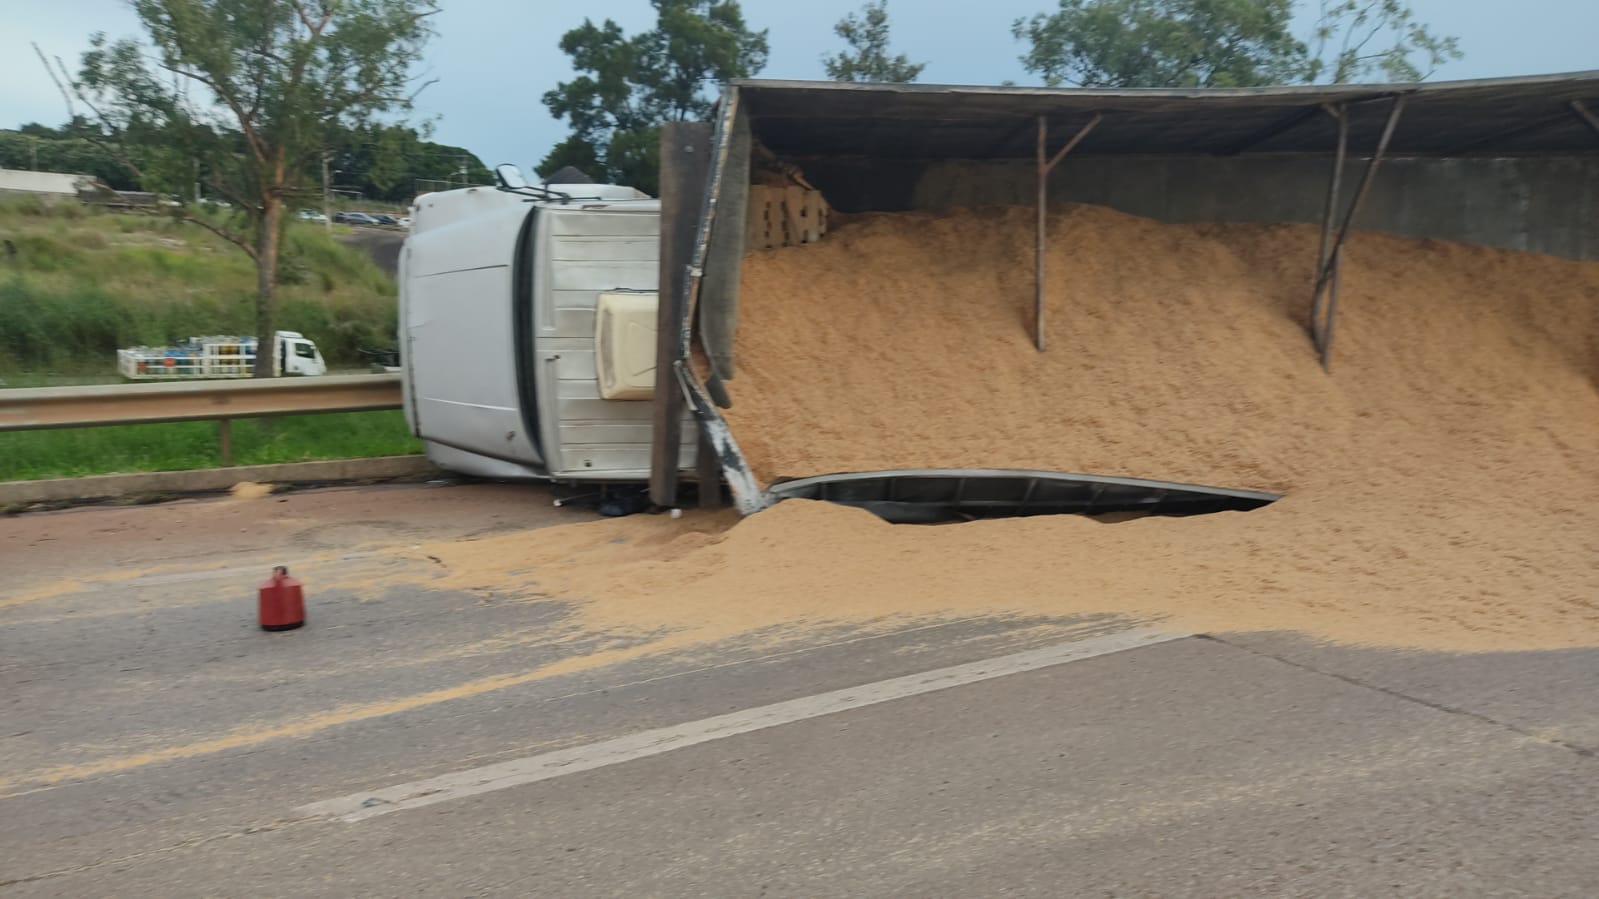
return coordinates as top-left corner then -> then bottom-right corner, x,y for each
0,374 -> 405,466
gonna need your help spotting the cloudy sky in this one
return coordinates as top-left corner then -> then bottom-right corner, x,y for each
4,0 -> 1596,172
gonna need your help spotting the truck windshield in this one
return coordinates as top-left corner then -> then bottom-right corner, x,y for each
294,342 -> 317,359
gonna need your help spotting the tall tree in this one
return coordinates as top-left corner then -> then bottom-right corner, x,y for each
1305,0 -> 1461,83
541,0 -> 768,195
74,0 -> 436,376
1013,0 -> 1460,88
1014,0 -> 1306,88
823,1 -> 926,83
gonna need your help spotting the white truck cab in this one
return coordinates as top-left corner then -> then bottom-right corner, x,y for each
275,331 -> 327,377
400,176 -> 697,482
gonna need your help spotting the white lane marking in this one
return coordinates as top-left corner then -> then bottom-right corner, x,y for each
297,627 -> 1188,823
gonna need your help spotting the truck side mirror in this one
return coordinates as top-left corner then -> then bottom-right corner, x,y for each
494,164 -> 529,190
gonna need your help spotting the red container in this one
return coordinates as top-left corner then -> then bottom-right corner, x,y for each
258,566 -> 305,631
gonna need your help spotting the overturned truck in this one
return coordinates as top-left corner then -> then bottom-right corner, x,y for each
400,73 -> 1599,520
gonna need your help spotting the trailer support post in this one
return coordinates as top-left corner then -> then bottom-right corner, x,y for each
1033,113 -> 1101,352
1310,95 -> 1406,371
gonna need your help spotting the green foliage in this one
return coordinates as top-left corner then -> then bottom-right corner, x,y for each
823,1 -> 926,83
0,412 -> 420,480
542,0 -> 769,195
0,127 -> 140,191
0,201 -> 394,374
537,134 -> 604,182
329,124 -> 491,201
76,0 -> 437,375
1306,0 -> 1462,83
1014,0 -> 1306,88
1013,0 -> 1461,88
2,119 -> 487,205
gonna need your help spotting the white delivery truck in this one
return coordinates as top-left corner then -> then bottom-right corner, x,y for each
118,331 -> 327,379
399,174 -> 700,483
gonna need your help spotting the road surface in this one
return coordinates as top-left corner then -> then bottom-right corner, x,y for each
4,483 -> 1598,896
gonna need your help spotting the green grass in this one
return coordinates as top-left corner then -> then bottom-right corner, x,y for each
0,197 -> 397,375
0,411 -> 421,481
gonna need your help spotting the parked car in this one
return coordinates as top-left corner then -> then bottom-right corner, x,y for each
398,216 -> 412,229
337,212 -> 380,225
370,213 -> 398,226
298,209 -> 328,223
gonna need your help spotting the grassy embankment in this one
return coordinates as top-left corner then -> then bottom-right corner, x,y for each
0,197 -> 418,480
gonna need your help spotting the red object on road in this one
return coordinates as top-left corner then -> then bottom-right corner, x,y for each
258,566 -> 306,631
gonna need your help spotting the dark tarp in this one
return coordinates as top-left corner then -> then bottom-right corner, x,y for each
734,72 -> 1599,161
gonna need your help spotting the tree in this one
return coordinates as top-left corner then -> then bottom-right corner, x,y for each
1013,0 -> 1306,88
1013,0 -> 1460,89
328,124 -> 489,201
537,134 -> 602,182
74,0 -> 436,377
542,1 -> 768,195
823,1 -> 926,83
1306,1 -> 1461,83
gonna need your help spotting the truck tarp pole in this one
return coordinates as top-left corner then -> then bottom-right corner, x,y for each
1034,116 -> 1046,352
1311,94 -> 1406,371
650,121 -> 713,508
1311,103 -> 1348,360
1033,113 -> 1101,352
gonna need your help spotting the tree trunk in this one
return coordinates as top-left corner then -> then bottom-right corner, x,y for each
251,198 -> 283,379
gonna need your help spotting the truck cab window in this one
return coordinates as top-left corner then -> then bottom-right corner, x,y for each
294,342 -> 317,359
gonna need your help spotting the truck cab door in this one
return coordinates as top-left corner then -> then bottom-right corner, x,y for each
284,339 -> 326,376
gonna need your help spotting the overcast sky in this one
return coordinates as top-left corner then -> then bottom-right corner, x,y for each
5,0 -> 1596,173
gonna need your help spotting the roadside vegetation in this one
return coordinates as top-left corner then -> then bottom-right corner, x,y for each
0,412 -> 419,482
0,198 -> 415,482
0,197 -> 396,377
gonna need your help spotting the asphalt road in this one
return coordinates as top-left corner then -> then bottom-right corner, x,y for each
4,484 -> 1598,896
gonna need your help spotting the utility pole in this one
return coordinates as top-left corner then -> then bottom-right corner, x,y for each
321,151 -> 333,232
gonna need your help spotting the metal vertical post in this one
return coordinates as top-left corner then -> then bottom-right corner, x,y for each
218,418 -> 233,467
1311,104 -> 1348,354
1310,95 -> 1407,371
1032,113 -> 1101,353
1034,117 -> 1047,352
649,122 -> 713,509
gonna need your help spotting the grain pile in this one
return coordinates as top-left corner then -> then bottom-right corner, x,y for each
726,204 -> 1598,493
402,205 -> 1599,651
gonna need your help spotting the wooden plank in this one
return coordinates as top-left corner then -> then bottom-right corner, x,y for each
649,121 -> 713,508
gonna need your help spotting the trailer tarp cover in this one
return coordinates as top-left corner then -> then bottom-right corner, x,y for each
733,72 -> 1599,160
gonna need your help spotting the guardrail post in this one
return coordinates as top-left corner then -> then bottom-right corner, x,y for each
218,418 -> 234,467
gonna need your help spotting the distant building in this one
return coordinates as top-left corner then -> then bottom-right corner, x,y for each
0,168 -> 93,201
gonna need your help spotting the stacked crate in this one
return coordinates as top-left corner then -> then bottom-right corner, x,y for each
746,183 -> 829,250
